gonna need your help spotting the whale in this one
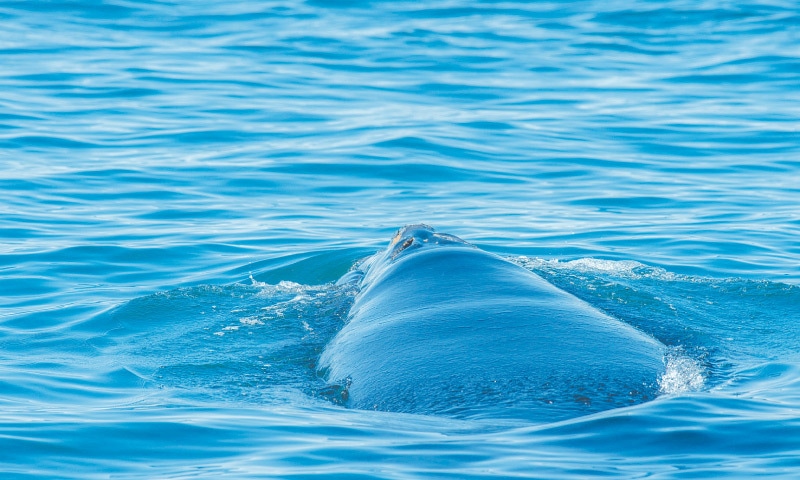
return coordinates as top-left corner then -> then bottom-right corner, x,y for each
318,225 -> 666,422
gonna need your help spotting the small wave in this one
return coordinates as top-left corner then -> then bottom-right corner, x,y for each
250,275 -> 312,294
511,255 -> 674,281
720,360 -> 800,405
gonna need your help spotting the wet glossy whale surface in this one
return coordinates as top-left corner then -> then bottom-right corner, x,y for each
319,225 -> 666,422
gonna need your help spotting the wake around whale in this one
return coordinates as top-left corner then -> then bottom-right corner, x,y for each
318,225 -> 666,422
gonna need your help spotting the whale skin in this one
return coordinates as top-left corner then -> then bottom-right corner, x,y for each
318,225 -> 666,422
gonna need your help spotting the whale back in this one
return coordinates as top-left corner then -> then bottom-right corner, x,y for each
319,225 -> 665,422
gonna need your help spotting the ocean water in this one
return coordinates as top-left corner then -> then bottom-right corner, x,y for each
1,0 -> 800,477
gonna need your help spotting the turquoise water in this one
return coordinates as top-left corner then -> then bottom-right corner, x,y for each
2,0 -> 800,477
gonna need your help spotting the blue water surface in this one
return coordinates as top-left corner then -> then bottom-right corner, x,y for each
1,0 -> 800,478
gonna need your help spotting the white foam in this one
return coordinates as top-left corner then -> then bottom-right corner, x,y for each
239,316 -> 265,326
511,256 -> 675,280
658,350 -> 706,395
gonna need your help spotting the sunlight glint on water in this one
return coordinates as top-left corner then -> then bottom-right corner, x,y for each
1,0 -> 799,478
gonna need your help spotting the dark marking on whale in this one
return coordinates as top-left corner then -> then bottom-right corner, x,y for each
318,225 -> 666,422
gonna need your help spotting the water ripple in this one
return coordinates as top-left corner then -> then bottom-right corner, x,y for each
1,0 -> 800,476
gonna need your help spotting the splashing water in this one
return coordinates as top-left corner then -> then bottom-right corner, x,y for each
660,348 -> 707,395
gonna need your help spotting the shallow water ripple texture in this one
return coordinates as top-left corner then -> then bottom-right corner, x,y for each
1,1 -> 800,478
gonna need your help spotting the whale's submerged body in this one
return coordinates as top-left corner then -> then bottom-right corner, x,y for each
318,225 -> 666,422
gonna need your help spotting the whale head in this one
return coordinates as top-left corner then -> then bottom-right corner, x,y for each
342,224 -> 474,289
386,224 -> 470,261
